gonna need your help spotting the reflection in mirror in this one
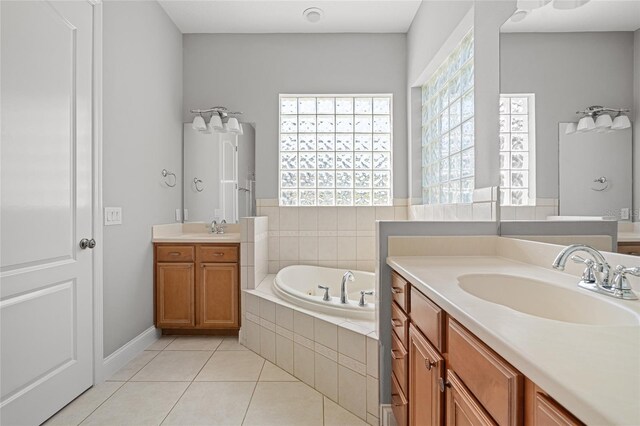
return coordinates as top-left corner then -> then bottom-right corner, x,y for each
499,1 -> 638,221
183,123 -> 255,223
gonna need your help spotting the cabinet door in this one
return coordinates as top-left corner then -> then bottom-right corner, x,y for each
409,325 -> 444,426
156,263 -> 195,327
446,370 -> 497,426
533,393 -> 582,426
197,263 -> 239,328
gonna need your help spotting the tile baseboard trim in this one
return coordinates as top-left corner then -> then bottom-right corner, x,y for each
102,326 -> 160,381
380,404 -> 394,426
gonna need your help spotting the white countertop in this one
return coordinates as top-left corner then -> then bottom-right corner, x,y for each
387,255 -> 640,425
152,222 -> 241,243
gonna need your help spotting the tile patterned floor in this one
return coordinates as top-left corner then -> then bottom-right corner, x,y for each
44,336 -> 369,426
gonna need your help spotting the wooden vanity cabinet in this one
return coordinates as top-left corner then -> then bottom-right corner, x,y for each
618,242 -> 640,256
154,243 -> 240,333
389,267 -> 580,426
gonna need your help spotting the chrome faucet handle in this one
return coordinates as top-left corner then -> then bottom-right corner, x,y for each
318,285 -> 331,301
359,290 -> 374,307
571,255 -> 597,283
611,265 -> 640,300
218,219 -> 227,234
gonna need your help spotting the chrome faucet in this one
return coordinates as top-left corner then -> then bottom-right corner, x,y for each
340,271 -> 355,304
552,244 -> 638,300
210,219 -> 227,234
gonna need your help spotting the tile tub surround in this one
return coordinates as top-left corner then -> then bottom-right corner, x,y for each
256,198 -> 409,274
240,217 -> 268,290
240,278 -> 380,424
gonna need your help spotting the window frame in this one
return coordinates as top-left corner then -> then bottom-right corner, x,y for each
278,93 -> 394,207
499,93 -> 537,206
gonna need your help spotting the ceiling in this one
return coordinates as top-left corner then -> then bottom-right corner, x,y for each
158,0 -> 422,34
501,0 -> 640,32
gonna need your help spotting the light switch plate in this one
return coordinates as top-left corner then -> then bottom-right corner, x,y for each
175,209 -> 182,222
621,208 -> 630,220
104,207 -> 122,225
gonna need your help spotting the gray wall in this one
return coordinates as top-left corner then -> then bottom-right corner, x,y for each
103,1 -> 183,357
634,29 -> 640,222
183,33 -> 407,200
500,32 -> 635,200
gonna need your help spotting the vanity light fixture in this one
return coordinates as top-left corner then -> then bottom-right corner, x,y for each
566,106 -> 631,134
190,106 -> 243,134
552,0 -> 590,10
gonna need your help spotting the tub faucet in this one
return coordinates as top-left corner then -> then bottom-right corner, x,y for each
340,271 -> 355,304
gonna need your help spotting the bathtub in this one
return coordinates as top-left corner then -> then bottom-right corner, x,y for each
272,265 -> 376,319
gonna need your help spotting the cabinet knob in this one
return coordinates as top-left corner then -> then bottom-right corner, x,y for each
391,287 -> 403,294
425,358 -> 436,370
438,377 -> 450,392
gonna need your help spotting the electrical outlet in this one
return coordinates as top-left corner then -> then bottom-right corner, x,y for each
104,207 -> 122,225
621,208 -> 630,220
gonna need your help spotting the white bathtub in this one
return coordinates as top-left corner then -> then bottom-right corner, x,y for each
272,265 -> 376,319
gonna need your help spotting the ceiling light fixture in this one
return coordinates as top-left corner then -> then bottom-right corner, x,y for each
303,7 -> 323,23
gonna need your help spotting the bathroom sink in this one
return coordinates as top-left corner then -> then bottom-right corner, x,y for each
457,274 -> 639,326
179,233 -> 240,240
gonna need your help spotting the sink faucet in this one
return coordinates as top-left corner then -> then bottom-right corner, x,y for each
340,271 -> 355,304
210,219 -> 227,234
552,244 -> 638,300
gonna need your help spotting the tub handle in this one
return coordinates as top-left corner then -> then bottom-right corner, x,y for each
318,285 -> 331,301
359,290 -> 374,306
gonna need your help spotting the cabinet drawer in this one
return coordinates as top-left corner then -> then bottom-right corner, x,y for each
156,245 -> 195,262
391,301 -> 409,349
391,329 -> 408,396
447,318 -> 523,426
411,287 -> 444,351
199,245 -> 239,263
391,371 -> 408,426
391,271 -> 410,312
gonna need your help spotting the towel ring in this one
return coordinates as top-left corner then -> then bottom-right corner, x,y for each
161,169 -> 177,187
591,176 -> 609,192
193,178 -> 204,192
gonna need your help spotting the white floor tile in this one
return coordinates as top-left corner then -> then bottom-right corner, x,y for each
324,397 -> 369,426
243,382 -> 323,426
195,350 -> 264,381
259,361 -> 298,381
130,351 -> 212,382
164,336 -> 223,351
217,336 -> 249,351
107,351 -> 159,382
145,336 -> 175,351
162,382 -> 255,426
80,382 -> 188,426
44,382 -> 124,426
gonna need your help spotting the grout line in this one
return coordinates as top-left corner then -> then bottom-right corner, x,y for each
73,381 -> 126,425
240,359 -> 266,425
158,381 -> 193,426
322,395 -> 326,426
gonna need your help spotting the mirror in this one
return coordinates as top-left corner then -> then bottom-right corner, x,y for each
499,1 -> 638,220
183,123 -> 256,223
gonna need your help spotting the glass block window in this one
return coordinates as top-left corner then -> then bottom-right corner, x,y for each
279,95 -> 393,206
421,30 -> 474,205
499,94 -> 536,206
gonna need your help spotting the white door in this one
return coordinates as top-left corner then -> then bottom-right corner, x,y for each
1,1 -> 95,425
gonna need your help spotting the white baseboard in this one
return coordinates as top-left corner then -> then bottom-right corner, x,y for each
102,326 -> 160,380
380,405 -> 395,426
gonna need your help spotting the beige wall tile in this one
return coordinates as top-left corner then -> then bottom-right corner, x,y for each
280,236 -> 299,261
276,305 -> 294,330
366,375 -> 379,416
338,365 -> 367,420
314,318 -> 338,351
337,236 -> 357,260
299,236 -> 319,261
260,326 -> 276,363
294,311 -> 315,339
366,337 -> 379,379
356,237 -> 375,261
318,207 -> 338,230
315,353 -> 338,402
279,207 -> 299,231
356,207 -> 376,232
299,207 -> 319,230
319,236 -> 338,260
275,334 -> 294,374
337,207 -> 357,230
338,327 -> 366,360
294,343 -> 315,387
259,298 -> 276,323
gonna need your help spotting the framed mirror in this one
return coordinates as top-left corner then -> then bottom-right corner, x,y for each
499,1 -> 638,221
183,123 -> 256,223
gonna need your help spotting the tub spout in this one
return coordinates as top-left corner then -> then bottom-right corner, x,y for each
340,271 -> 355,304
